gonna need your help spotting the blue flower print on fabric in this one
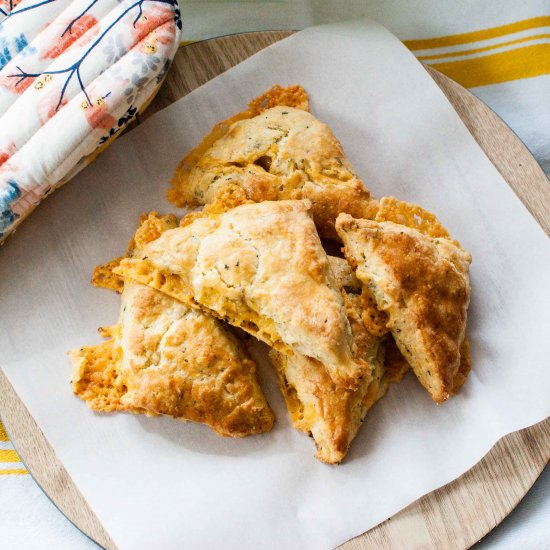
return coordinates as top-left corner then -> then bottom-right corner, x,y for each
0,33 -> 29,69
0,179 -> 21,237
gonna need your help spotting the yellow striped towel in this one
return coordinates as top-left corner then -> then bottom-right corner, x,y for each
0,420 -> 99,547
0,419 -> 27,476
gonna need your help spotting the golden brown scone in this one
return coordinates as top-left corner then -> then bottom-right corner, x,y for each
339,198 -> 469,392
71,213 -> 275,437
270,262 -> 403,464
375,197 -> 470,390
336,214 -> 471,403
116,282 -> 274,436
115,200 -> 365,390
169,84 -> 309,207
69,285 -> 274,436
170,102 -> 377,239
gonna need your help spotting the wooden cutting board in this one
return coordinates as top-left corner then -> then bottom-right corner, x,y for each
1,31 -> 549,550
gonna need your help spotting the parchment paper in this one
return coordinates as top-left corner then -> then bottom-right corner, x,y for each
1,20 -> 549,550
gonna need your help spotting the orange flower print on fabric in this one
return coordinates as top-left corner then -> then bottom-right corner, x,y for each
138,20 -> 175,54
41,15 -> 99,60
0,0 -> 22,13
37,87 -> 68,126
131,4 -> 173,44
33,74 -> 68,123
0,73 -> 35,94
81,94 -> 116,130
0,142 -> 16,167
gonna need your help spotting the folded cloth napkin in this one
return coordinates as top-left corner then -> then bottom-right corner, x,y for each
2,0 -> 549,547
0,0 -> 182,241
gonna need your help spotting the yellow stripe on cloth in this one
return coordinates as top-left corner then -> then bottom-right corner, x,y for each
429,43 -> 550,88
417,33 -> 550,61
404,16 -> 550,50
0,419 -> 28,474
0,420 -> 8,442
0,449 -> 20,462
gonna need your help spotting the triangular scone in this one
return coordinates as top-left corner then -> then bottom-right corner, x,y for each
170,96 -> 377,238
70,285 -> 275,436
117,282 -> 274,436
371,196 -> 472,393
170,84 -> 310,208
269,257 -> 404,464
336,214 -> 472,403
70,213 -> 275,437
115,200 -> 364,389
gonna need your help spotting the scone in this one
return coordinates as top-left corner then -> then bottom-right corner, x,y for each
270,256 -> 407,464
373,196 -> 472,394
70,213 -> 275,437
70,284 -> 275,437
115,199 -> 366,390
346,197 -> 472,395
169,85 -> 377,238
336,214 -> 471,403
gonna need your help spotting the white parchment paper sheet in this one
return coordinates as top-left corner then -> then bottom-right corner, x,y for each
1,20 -> 549,550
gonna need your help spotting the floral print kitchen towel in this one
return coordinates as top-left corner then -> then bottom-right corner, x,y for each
0,0 -> 182,241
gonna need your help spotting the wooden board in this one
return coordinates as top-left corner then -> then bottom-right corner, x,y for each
1,31 -> 549,550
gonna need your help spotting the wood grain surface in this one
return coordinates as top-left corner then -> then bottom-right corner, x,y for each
1,31 -> 549,550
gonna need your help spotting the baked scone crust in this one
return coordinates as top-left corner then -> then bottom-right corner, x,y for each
373,197 -> 471,393
170,94 -> 377,238
336,214 -> 471,403
115,200 -> 364,389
